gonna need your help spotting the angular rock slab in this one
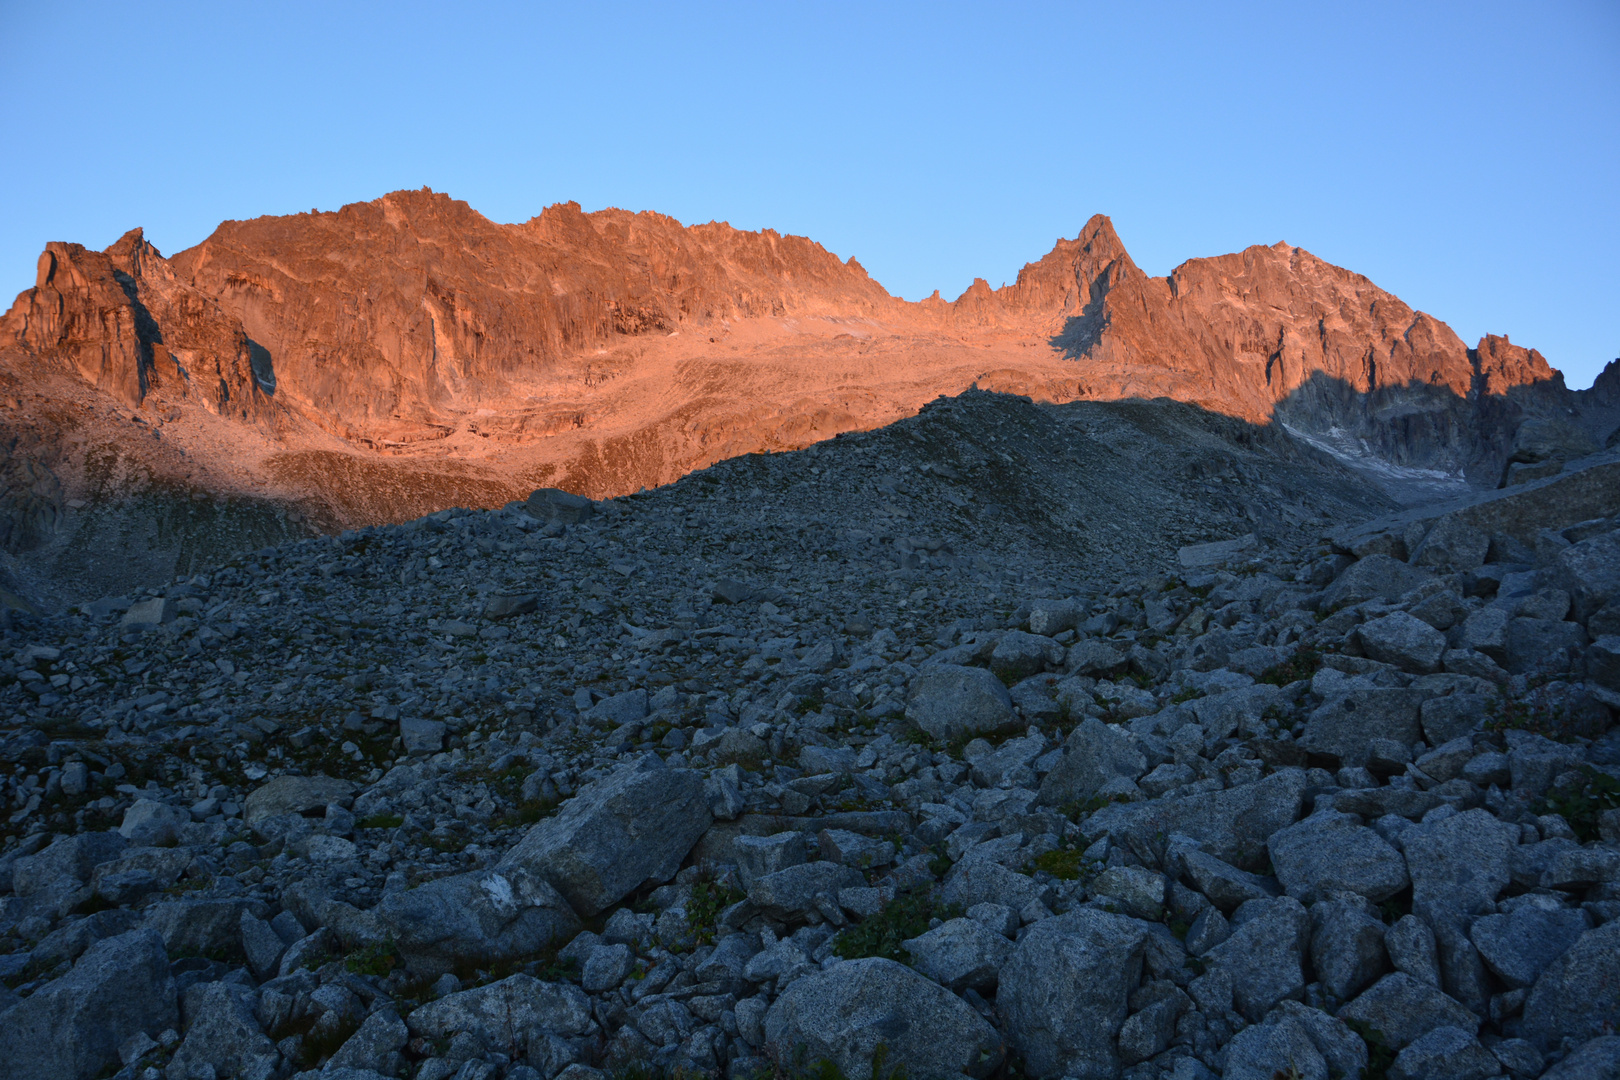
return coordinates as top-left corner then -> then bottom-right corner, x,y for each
1083,767 -> 1306,872
0,928 -> 177,1080
763,957 -> 1002,1080
242,773 -> 356,827
1469,905 -> 1590,989
1542,1035 -> 1620,1080
1520,921 -> 1620,1052
499,755 -> 710,916
405,974 -> 593,1056
1336,972 -> 1478,1050
1356,611 -> 1447,674
1400,807 -> 1518,917
166,981 -> 278,1080
1301,689 -> 1425,767
1203,896 -> 1309,1021
1221,1017 -> 1328,1080
902,916 -> 1013,991
1037,717 -> 1148,806
997,908 -> 1147,1080
905,664 -> 1015,742
376,866 -> 581,977
1267,810 -> 1409,903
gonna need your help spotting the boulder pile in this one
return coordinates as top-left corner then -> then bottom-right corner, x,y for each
0,397 -> 1616,1080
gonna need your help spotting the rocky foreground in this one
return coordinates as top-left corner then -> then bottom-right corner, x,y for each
0,396 -> 1618,1080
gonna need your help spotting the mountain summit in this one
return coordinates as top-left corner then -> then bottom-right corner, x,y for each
1,191 -> 1614,607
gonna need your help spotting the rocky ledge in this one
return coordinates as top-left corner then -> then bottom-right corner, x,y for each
0,398 -> 1617,1080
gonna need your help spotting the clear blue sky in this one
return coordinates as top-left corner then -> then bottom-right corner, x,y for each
2,2 -> 1616,387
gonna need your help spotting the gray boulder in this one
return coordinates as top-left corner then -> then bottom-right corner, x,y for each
484,593 -> 539,619
1084,767 -> 1306,872
1309,896 -> 1389,1003
1336,972 -> 1478,1050
1520,921 -> 1620,1051
1401,808 -> 1519,916
0,928 -> 177,1080
1420,692 -> 1493,746
586,687 -> 648,727
1203,896 -> 1309,1021
376,866 -> 581,977
1221,1017 -> 1328,1080
499,755 -> 710,916
1504,617 -> 1588,675
1267,811 -> 1409,903
763,957 -> 1002,1079
1408,516 -> 1490,572
732,832 -> 808,889
1589,634 -> 1620,692
1548,528 -> 1620,622
903,917 -> 1012,991
1066,639 -> 1125,677
11,830 -> 127,917
326,1008 -> 409,1074
117,798 -> 191,845
1387,1025 -> 1499,1080
405,974 -> 593,1056
906,665 -> 1015,741
1301,689 -> 1425,767
142,897 -> 268,958
989,631 -> 1064,682
1356,612 -> 1447,674
997,909 -> 1147,1079
942,857 -> 1046,914
242,773 -> 355,828
1541,1036 -> 1620,1080
1175,845 -> 1278,912
1037,717 -> 1148,806
1469,904 -> 1590,989
166,981 -> 279,1080
1385,914 -> 1440,986
1323,555 -> 1433,609
1028,599 -> 1083,636
1116,983 -> 1189,1065
749,862 -> 864,919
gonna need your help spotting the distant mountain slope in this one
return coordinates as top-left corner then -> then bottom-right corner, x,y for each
0,189 -> 1614,608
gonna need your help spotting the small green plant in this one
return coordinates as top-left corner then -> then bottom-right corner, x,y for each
358,812 -> 403,830
1169,688 -> 1203,705
1343,1019 -> 1396,1080
776,1041 -> 908,1080
1257,648 -> 1321,687
345,940 -> 401,977
1026,846 -> 1085,881
833,888 -> 959,963
1536,766 -> 1620,842
793,691 -> 826,716
685,879 -> 745,945
1378,892 -> 1412,924
1058,793 -> 1129,821
944,722 -> 1025,760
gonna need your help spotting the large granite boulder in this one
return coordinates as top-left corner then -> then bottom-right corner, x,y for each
376,866 -> 581,976
1037,717 -> 1148,806
763,957 -> 1002,1079
0,928 -> 177,1080
905,664 -> 1015,742
997,908 -> 1147,1079
1083,767 -> 1306,871
499,755 -> 710,916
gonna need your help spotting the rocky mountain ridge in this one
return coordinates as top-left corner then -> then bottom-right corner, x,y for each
2,190 -> 1617,610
